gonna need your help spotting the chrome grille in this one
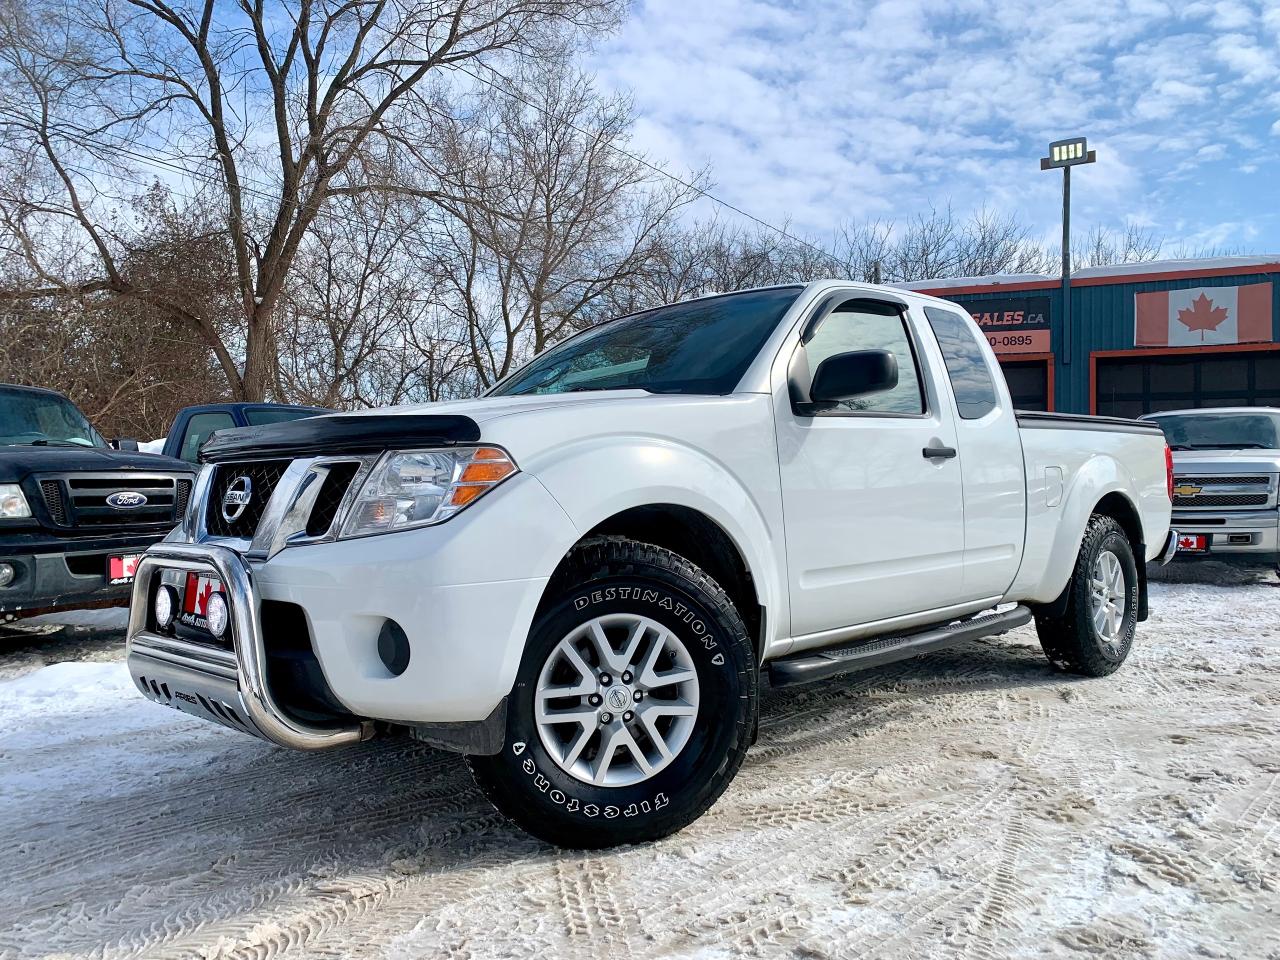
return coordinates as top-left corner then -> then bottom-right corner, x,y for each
190,456 -> 367,549
1172,473 -> 1276,511
205,460 -> 291,538
1173,493 -> 1269,507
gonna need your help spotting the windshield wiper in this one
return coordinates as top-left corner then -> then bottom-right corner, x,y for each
27,439 -> 85,447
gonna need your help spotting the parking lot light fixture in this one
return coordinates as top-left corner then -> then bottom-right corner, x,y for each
1040,136 -> 1097,366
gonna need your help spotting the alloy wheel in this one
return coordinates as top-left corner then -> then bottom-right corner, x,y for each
534,613 -> 700,787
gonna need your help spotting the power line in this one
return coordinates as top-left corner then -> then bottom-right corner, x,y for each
0,55 -> 844,272
0,109 -> 531,279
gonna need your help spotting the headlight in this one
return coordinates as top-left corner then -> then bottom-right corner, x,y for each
339,446 -> 517,539
0,484 -> 31,519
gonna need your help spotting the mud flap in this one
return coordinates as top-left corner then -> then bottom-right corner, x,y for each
410,699 -> 507,755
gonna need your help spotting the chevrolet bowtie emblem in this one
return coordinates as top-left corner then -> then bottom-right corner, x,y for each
1173,484 -> 1202,497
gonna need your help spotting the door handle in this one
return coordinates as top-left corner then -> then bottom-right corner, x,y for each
922,444 -> 957,460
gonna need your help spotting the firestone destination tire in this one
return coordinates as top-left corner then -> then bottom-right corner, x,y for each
467,537 -> 757,848
1035,514 -> 1139,677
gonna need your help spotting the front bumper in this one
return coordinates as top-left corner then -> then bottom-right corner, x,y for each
1168,509 -> 1280,565
126,472 -> 578,747
127,542 -> 370,750
1,530 -> 169,617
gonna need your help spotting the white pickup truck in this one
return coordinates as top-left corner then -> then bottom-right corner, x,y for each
126,281 -> 1175,848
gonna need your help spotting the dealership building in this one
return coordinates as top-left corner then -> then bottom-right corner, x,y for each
906,256 -> 1280,416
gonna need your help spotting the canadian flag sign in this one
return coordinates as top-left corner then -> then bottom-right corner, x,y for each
184,572 -> 219,616
1135,283 -> 1272,347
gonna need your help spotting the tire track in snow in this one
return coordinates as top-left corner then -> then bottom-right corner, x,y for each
4,582 -> 1279,960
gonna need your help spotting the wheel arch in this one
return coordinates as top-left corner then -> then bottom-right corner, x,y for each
1032,488 -> 1149,622
1092,490 -> 1149,621
540,504 -> 769,665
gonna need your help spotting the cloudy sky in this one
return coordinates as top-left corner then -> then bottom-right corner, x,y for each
587,0 -> 1280,257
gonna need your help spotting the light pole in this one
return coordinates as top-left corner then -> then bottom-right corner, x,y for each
1040,137 -> 1096,366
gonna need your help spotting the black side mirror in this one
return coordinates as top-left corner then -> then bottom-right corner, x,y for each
809,349 -> 898,405
112,438 -> 140,451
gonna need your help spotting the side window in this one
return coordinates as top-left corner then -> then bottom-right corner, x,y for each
804,303 -> 925,414
923,306 -> 1000,420
180,412 -> 235,463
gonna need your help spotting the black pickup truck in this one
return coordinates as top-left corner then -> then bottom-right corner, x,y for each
1,384 -> 195,621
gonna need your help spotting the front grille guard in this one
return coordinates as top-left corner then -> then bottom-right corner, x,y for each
126,542 -> 369,750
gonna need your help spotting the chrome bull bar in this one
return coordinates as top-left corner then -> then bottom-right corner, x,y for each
126,541 -> 369,750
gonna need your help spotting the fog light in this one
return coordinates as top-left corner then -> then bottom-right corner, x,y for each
205,592 -> 229,638
154,584 -> 178,628
0,563 -> 14,588
377,619 -> 410,676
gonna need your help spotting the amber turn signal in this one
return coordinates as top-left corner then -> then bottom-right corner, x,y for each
459,460 -> 515,483
448,484 -> 490,507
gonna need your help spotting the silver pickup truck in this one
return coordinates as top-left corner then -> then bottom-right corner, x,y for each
1141,407 -> 1280,573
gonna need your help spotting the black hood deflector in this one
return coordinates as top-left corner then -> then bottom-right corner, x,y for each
199,414 -> 482,464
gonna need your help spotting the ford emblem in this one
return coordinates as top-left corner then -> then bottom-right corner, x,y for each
106,491 -> 148,509
221,476 -> 253,523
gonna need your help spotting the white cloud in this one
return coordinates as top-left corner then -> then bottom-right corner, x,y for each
1213,33 -> 1280,83
588,0 -> 1280,253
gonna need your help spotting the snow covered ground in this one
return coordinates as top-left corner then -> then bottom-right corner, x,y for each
1,576 -> 1277,960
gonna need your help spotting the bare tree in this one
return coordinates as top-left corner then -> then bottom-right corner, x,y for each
830,206 -> 1053,283
277,191 -> 448,407
0,185 -> 228,437
428,62 -> 700,389
0,0 -> 624,400
1074,224 -> 1163,269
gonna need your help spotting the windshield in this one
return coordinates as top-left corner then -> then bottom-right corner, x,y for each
490,287 -> 803,397
1148,411 -> 1280,450
0,387 -> 104,447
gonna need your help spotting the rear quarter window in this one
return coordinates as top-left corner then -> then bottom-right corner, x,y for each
923,306 -> 1000,420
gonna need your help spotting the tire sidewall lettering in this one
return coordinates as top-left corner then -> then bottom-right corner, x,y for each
511,736 -> 671,820
571,584 -> 721,662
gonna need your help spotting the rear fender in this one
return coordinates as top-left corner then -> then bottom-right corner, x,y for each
1028,455 -> 1144,605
